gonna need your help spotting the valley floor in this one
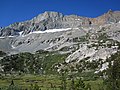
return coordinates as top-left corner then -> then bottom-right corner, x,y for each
0,74 -> 103,90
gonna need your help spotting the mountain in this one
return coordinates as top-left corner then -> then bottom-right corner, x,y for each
0,10 -> 120,73
1,10 -> 120,37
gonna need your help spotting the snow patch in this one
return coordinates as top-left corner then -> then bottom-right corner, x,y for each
8,36 -> 15,38
0,36 -> 15,38
0,37 -> 5,39
21,28 -> 73,37
11,45 -> 16,49
19,31 -> 23,36
75,19 -> 81,21
31,28 -> 72,34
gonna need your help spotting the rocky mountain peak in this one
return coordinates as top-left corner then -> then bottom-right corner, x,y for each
89,10 -> 120,25
32,11 -> 64,23
105,9 -> 113,14
42,11 -> 63,18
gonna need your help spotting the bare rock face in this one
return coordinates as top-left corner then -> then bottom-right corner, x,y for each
90,10 -> 120,25
32,11 -> 64,23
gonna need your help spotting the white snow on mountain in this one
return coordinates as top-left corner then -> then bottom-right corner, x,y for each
31,28 -> 72,34
19,31 -> 24,36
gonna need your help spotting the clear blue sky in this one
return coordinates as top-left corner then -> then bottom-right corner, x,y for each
0,0 -> 120,27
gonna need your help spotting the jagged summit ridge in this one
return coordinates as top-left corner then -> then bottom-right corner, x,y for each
90,10 -> 120,25
0,10 -> 120,37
